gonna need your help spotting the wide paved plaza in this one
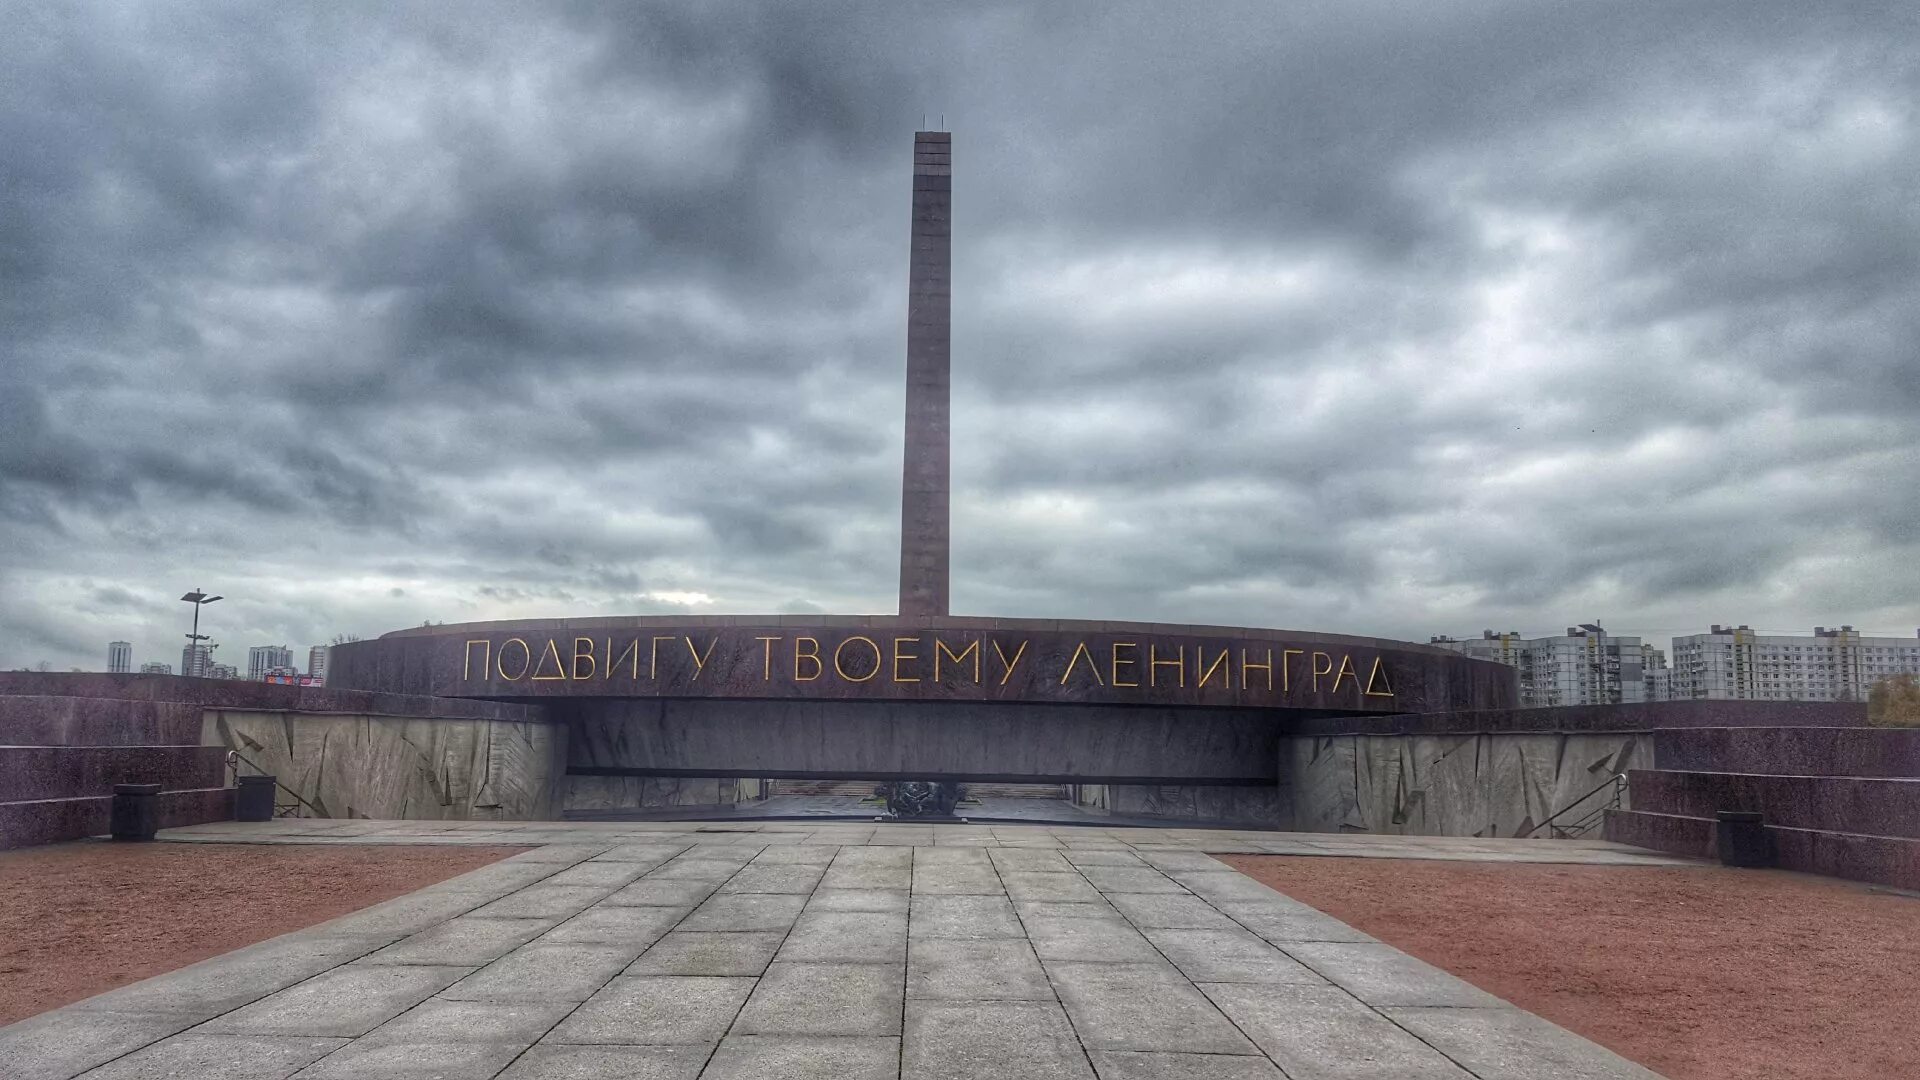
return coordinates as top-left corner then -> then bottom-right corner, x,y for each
1,820 -> 1684,1079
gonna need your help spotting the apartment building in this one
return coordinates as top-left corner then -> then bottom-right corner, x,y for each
1430,625 -> 1669,708
1670,625 -> 1920,701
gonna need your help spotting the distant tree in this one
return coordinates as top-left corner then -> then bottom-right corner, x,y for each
1868,674 -> 1920,728
33,661 -> 51,672
329,633 -> 363,646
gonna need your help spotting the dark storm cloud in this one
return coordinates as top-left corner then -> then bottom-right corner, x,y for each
3,1 -> 1917,670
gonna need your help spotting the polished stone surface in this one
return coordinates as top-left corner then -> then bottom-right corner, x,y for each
2,820 -> 1678,1079
330,615 -> 1514,716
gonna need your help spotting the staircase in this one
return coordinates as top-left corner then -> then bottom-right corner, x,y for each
1605,726 -> 1920,891
958,783 -> 1072,800
0,694 -> 233,850
769,780 -> 887,797
766,780 -> 1072,800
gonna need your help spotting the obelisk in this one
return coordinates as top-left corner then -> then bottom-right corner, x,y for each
899,131 -> 951,617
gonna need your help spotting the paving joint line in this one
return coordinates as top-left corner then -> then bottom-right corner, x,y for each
995,839 -> 1101,1078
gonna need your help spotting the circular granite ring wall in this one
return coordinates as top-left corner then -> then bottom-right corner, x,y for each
329,615 -> 1516,716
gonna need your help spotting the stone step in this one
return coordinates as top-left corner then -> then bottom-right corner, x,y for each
1628,768 -> 1920,840
0,745 -> 230,803
766,780 -> 1073,799
959,783 -> 1072,800
767,780 -> 886,797
1602,808 -> 1715,859
1604,807 -> 1920,892
0,787 -> 235,850
1654,726 -> 1920,778
0,695 -> 204,747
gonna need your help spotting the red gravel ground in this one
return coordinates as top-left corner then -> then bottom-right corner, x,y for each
1219,855 -> 1920,1080
0,841 -> 527,1026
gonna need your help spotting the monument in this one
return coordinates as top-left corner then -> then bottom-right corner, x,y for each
899,130 -> 952,618
328,131 -> 1516,813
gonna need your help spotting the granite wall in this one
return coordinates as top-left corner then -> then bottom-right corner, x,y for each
1287,732 -> 1648,837
205,709 -> 566,820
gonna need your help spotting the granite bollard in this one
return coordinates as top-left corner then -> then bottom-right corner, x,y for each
235,774 -> 278,822
110,783 -> 161,841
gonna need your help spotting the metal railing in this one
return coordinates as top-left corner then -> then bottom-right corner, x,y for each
1524,772 -> 1628,839
224,750 -> 326,818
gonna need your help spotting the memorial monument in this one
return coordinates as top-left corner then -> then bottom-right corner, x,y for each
329,132 -> 1516,812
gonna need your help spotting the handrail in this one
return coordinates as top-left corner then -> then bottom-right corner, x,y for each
224,749 -> 327,818
1524,772 -> 1628,839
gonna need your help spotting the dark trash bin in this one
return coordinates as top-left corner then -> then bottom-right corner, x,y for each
1716,810 -> 1774,868
110,783 -> 162,841
235,774 -> 278,822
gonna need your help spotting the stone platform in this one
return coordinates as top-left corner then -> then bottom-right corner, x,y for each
1,820 -> 1678,1079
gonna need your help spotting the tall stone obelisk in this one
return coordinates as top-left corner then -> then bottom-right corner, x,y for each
899,131 -> 951,617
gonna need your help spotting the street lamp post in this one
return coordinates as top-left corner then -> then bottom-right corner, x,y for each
180,589 -> 223,677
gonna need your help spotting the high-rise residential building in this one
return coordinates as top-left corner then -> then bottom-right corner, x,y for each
1641,644 -> 1672,702
1670,625 -> 1920,701
107,641 -> 132,674
308,645 -> 330,684
1429,625 -> 1664,708
181,642 -> 215,678
139,661 -> 172,675
207,662 -> 240,680
248,645 -> 294,682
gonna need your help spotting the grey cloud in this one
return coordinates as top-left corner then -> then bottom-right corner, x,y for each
3,1 -> 1918,670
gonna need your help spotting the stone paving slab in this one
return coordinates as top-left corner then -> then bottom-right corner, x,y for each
717,863 -> 826,894
1025,912 -> 1165,963
292,1038 -> 529,1079
357,998 -> 572,1046
628,931 -> 786,977
604,878 -> 719,907
731,962 -> 902,1037
1045,960 -> 1256,1054
494,1043 -> 710,1080
1284,941 -> 1506,1008
0,1012 -> 200,1080
806,886 -> 910,912
907,893 -> 1024,939
1382,1005 -> 1664,1080
198,963 -> 472,1038
903,1000 -> 1093,1080
1145,927 -> 1329,985
1087,1049 -> 1287,1079
702,1034 -> 899,1080
361,916 -> 551,966
546,975 -> 754,1045
442,943 -> 644,1001
678,892 -> 807,933
776,910 -> 907,964
907,937 -> 1052,1001
542,904 -> 687,945
73,1032 -> 347,1080
2,819 -> 1683,1080
63,935 -> 391,1019
1201,982 -> 1475,1079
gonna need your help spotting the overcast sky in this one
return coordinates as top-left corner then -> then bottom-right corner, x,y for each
4,2 -> 1918,671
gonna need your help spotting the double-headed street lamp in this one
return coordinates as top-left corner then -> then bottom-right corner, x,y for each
180,589 -> 223,677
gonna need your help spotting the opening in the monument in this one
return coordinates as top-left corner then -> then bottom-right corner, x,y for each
764,778 -> 1073,820
559,771 -> 1282,829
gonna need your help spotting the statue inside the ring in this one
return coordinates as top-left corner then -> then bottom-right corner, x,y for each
874,780 -> 962,820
